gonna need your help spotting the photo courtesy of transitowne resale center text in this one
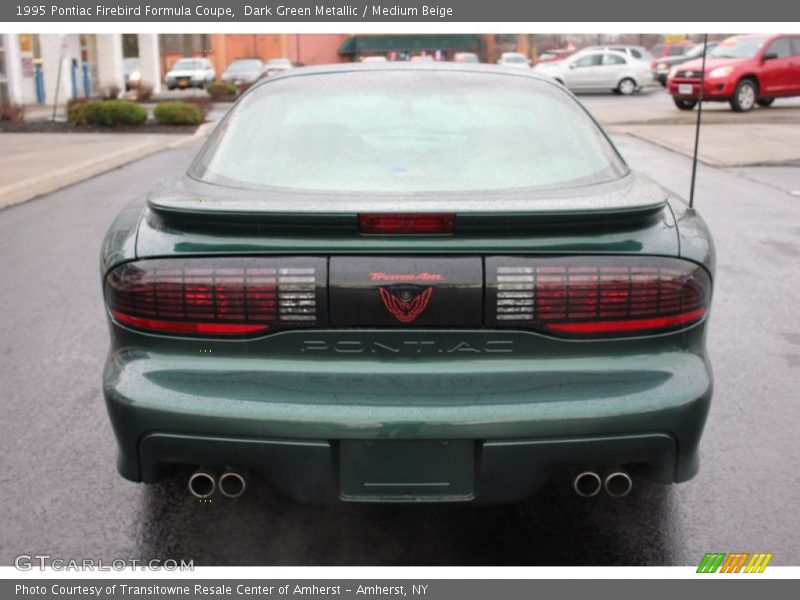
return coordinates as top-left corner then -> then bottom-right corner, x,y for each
0,0 -> 799,597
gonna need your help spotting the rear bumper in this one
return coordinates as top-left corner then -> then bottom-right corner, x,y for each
103,329 -> 713,503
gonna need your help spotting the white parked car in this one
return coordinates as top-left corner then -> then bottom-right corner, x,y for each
165,57 -> 216,90
534,50 -> 653,94
577,45 -> 654,63
497,52 -> 531,68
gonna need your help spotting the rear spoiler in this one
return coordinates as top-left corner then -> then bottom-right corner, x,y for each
146,204 -> 668,236
146,174 -> 670,235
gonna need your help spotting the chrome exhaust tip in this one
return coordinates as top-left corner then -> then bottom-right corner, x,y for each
604,471 -> 633,498
573,470 -> 603,497
218,470 -> 247,498
188,469 -> 216,498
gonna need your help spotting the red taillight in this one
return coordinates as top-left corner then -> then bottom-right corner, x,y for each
105,258 -> 325,337
359,213 -> 456,235
488,256 -> 710,337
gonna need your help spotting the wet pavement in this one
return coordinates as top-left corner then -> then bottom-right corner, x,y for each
0,136 -> 798,566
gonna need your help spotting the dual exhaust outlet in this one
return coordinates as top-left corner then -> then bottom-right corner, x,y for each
188,468 -> 246,499
573,469 -> 632,498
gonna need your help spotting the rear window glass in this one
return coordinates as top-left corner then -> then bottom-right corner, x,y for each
190,70 -> 627,193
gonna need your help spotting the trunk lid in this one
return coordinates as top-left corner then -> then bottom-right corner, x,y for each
138,171 -> 678,258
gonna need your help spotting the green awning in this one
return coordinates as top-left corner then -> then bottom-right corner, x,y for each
338,35 -> 480,55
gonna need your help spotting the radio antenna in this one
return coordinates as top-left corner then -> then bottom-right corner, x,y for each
689,33 -> 709,208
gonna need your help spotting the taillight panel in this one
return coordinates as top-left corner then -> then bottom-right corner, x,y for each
105,257 -> 327,337
486,256 -> 710,338
105,256 -> 710,338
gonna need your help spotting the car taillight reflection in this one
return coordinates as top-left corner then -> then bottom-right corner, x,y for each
487,256 -> 710,337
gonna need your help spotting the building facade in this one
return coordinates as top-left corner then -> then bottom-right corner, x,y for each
0,33 -> 160,107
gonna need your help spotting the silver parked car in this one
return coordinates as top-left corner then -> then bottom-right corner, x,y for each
221,58 -> 265,86
497,52 -> 531,68
578,45 -> 654,63
534,50 -> 654,94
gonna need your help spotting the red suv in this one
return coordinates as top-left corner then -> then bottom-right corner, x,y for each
667,34 -> 800,112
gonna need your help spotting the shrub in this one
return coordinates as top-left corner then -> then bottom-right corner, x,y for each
180,96 -> 212,118
154,101 -> 203,126
83,100 -> 147,127
135,84 -> 153,102
67,98 -> 91,125
101,84 -> 121,100
236,81 -> 254,95
0,102 -> 26,123
206,80 -> 233,101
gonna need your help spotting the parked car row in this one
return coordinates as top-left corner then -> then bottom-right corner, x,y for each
164,57 -> 295,90
158,35 -> 800,114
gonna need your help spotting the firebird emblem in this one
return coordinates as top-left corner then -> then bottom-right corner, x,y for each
379,286 -> 433,323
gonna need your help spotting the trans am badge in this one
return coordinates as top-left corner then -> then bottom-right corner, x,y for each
379,285 -> 433,323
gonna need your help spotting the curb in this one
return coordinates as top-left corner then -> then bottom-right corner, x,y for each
606,124 -> 800,168
0,121 -> 216,210
606,126 -> 723,167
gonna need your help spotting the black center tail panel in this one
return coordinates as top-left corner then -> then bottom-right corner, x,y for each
329,256 -> 483,327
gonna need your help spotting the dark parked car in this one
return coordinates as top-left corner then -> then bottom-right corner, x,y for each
668,34 -> 800,111
653,42 -> 718,86
649,42 -> 695,60
101,64 -> 715,504
221,57 -> 264,86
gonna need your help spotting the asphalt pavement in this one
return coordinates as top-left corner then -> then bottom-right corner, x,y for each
0,135 -> 798,566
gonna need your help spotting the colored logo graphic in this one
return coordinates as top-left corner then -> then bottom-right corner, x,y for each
379,286 -> 433,323
697,552 -> 773,573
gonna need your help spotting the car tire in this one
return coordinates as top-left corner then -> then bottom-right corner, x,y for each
617,78 -> 637,96
673,98 -> 698,110
756,97 -> 775,107
730,79 -> 757,112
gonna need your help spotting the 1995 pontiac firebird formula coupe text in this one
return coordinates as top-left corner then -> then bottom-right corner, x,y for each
101,64 -> 714,503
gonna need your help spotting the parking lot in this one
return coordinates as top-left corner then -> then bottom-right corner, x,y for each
1,89 -> 799,566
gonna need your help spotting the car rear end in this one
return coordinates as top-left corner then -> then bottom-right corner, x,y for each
101,65 -> 714,504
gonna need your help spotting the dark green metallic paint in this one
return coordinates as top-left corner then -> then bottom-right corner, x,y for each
99,66 -> 715,503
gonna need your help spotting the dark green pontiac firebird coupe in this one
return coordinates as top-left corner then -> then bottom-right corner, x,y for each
101,64 -> 714,503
